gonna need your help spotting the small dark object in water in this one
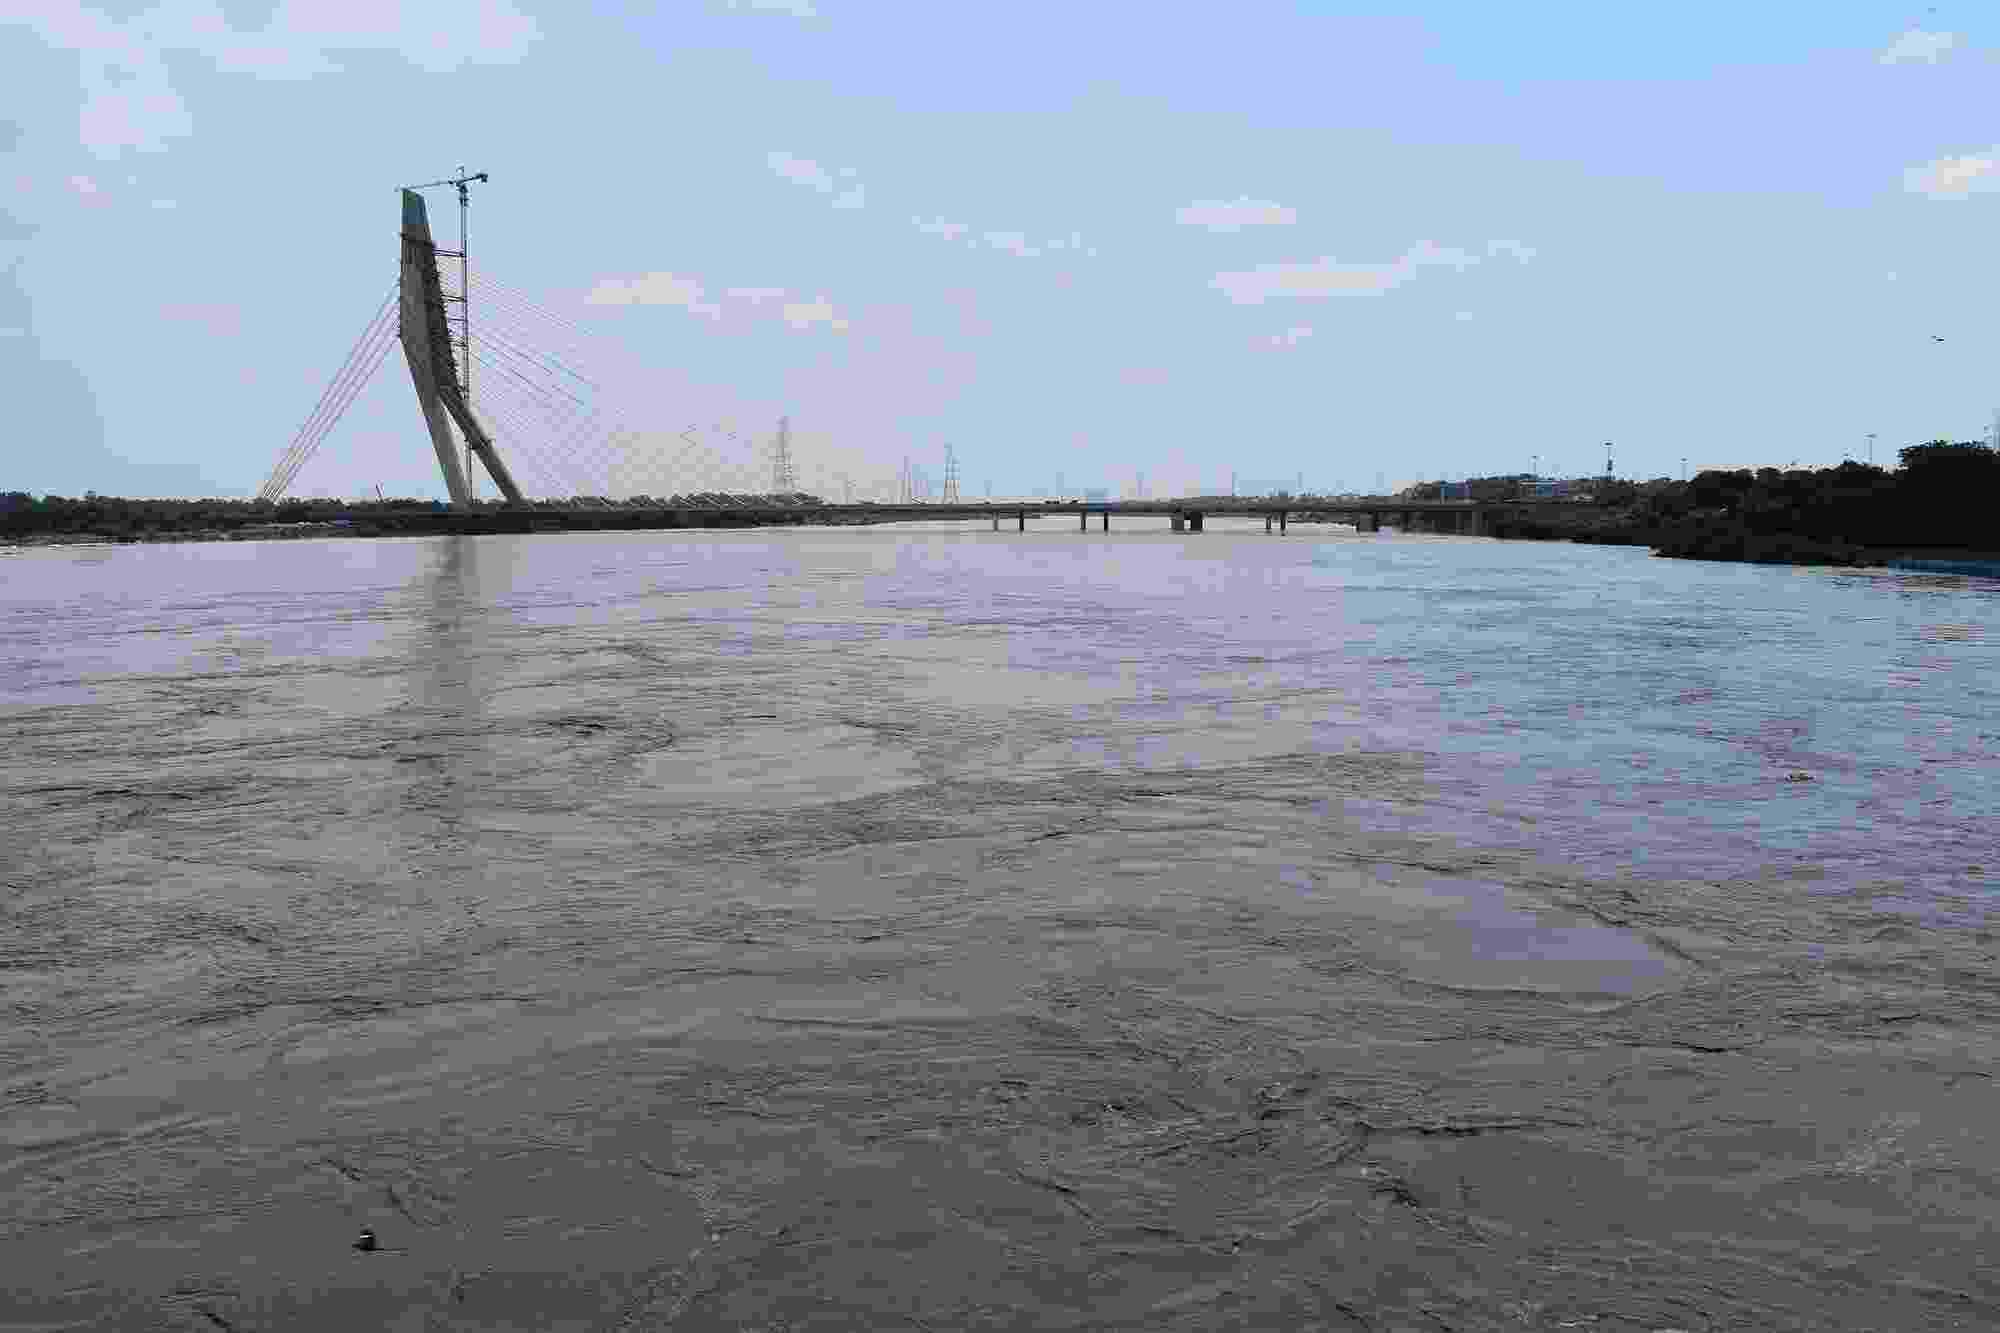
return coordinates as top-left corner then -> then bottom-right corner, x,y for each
353,1228 -> 378,1253
1785,771 -> 1813,783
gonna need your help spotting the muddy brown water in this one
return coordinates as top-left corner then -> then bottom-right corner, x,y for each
3,521 -> 1997,1331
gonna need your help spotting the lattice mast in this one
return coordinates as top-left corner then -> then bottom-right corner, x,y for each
942,443 -> 960,503
770,416 -> 797,492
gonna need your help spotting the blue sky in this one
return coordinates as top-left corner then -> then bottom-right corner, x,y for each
5,1 -> 2000,499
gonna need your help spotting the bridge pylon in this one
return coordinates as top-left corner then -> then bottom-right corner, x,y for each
398,188 -> 524,507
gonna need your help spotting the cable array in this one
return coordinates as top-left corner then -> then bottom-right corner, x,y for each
258,289 -> 396,501
261,262 -> 810,502
457,265 -> 770,500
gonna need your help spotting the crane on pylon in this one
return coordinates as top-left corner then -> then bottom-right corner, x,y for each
405,169 -> 489,497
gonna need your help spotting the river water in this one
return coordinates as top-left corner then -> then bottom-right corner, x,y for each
3,520 -> 1997,1331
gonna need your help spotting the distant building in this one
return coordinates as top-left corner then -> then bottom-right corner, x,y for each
1440,481 -> 1471,500
1234,478 -> 1299,498
1082,488 -> 1110,502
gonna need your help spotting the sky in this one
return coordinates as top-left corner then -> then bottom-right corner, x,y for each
5,0 -> 2000,500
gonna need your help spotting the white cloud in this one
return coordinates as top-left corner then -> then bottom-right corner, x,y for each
20,0 -> 540,156
914,215 -> 1088,259
585,272 -> 848,332
1880,28 -> 1958,65
41,2 -> 196,156
1212,239 -> 1489,304
1905,148 -> 2000,198
780,296 -> 850,332
769,151 -> 863,207
724,0 -> 818,15
1407,239 -> 1482,271
151,198 -> 177,209
1455,310 -> 1475,322
584,271 -> 724,319
1264,326 -> 1314,348
1176,198 -> 1298,231
983,230 -> 1038,258
197,0 -> 540,77
769,151 -> 835,191
1486,238 -> 1537,263
69,174 -> 100,196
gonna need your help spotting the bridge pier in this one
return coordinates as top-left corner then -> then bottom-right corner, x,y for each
1171,513 -> 1185,532
1102,511 -> 1109,532
992,511 -> 1000,532
1265,512 -> 1273,533
1280,510 -> 1287,534
1080,510 -> 1088,532
1191,511 -> 1204,532
1018,510 -> 1026,532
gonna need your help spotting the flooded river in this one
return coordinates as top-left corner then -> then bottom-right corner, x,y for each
3,520 -> 1997,1330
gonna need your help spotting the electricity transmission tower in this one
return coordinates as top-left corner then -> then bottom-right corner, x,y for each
770,415 -> 797,492
942,444 -> 961,503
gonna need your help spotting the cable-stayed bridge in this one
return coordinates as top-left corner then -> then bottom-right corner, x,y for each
261,186 -> 834,507
259,186 -> 1595,537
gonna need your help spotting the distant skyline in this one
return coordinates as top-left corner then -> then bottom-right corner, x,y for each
7,2 -> 2000,499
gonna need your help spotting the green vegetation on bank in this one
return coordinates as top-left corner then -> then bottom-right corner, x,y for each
1645,442 -> 2000,564
7,442 -> 1996,566
0,492 -> 829,542
1390,441 -> 2000,565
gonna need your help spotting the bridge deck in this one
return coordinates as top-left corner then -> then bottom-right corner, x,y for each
464,498 -> 1590,519
297,497 -> 1597,540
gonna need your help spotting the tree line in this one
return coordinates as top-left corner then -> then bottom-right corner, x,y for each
0,492 -> 826,539
7,442 -> 1996,560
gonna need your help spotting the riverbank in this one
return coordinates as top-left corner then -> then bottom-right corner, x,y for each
0,509 -> 913,547
1378,504 -> 2000,575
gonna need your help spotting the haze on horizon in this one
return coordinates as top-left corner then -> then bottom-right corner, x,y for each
4,1 -> 1999,501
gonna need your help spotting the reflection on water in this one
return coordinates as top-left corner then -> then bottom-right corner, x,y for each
405,535 -> 483,852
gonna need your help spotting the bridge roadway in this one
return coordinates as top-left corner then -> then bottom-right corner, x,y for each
608,497 -> 1590,536
322,498 -> 1596,538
